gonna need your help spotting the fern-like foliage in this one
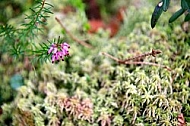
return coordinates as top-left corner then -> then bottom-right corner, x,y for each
19,0 -> 53,41
0,0 -> 53,62
0,25 -> 16,52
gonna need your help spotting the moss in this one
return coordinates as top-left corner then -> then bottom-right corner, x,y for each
0,0 -> 190,125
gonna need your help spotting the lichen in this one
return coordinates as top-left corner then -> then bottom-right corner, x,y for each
0,0 -> 190,126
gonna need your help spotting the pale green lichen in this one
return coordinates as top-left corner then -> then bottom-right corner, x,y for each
0,0 -> 190,126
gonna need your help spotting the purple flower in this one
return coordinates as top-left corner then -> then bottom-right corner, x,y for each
64,42 -> 70,47
62,46 -> 68,52
51,53 -> 58,63
48,44 -> 56,54
57,51 -> 64,60
48,42 -> 70,63
48,44 -> 58,57
62,42 -> 70,48
61,42 -> 70,56
52,47 -> 58,54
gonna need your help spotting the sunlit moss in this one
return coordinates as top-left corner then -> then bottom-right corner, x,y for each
0,0 -> 190,125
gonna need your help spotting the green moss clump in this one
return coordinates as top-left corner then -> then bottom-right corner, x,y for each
0,0 -> 190,125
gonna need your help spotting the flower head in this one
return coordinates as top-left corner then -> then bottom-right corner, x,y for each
47,42 -> 70,63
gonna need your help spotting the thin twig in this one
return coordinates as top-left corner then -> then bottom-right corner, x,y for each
121,49 -> 161,63
102,52 -> 171,71
55,17 -> 93,49
101,52 -> 120,62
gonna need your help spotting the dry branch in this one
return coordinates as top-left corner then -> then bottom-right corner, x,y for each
55,17 -> 93,49
102,51 -> 171,71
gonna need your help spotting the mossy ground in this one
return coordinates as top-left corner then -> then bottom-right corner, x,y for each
0,0 -> 190,126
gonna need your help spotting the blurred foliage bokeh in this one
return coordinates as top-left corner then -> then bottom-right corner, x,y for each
0,0 -> 190,126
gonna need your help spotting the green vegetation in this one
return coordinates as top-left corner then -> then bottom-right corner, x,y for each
151,0 -> 190,28
0,0 -> 189,125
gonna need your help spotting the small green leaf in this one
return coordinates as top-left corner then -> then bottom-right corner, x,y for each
184,12 -> 190,21
169,8 -> 185,23
163,0 -> 170,12
184,0 -> 190,8
151,1 -> 164,28
181,0 -> 189,10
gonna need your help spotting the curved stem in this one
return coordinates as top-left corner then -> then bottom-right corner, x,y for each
102,52 -> 171,71
55,17 -> 93,49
